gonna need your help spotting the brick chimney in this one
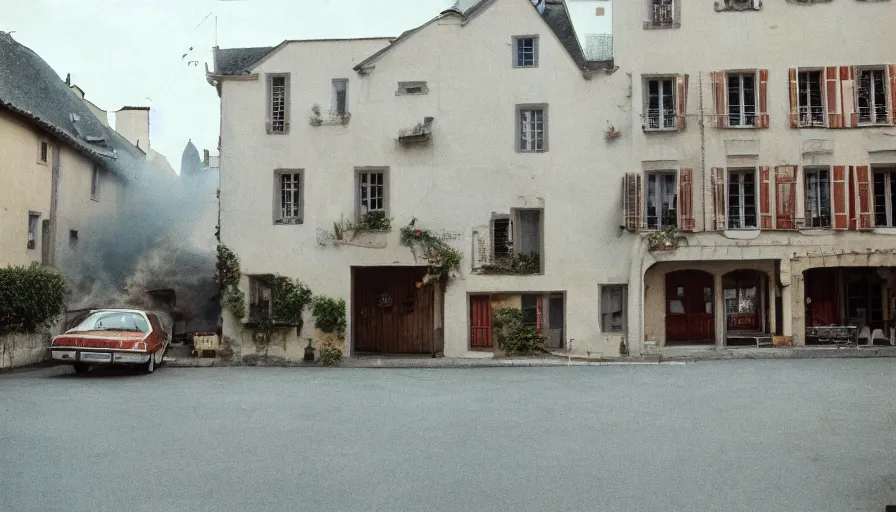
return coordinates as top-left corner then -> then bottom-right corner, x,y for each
115,106 -> 151,151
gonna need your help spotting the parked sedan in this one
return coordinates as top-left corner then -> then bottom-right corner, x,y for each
49,309 -> 170,375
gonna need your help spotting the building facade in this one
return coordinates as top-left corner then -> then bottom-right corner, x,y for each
211,0 -> 896,360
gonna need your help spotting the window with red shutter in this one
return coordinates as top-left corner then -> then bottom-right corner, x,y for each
759,166 -> 772,229
758,69 -> 769,128
775,165 -> 797,229
711,167 -> 727,230
825,66 -> 842,128
788,68 -> 799,128
678,168 -> 694,230
840,66 -> 857,128
854,165 -> 873,229
623,173 -> 643,231
832,165 -> 849,229
676,74 -> 689,131
888,65 -> 896,125
710,71 -> 728,128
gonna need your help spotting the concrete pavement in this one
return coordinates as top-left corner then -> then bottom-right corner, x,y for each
2,360 -> 896,511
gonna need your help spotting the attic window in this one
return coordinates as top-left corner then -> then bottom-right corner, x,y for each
38,140 -> 48,164
396,81 -> 429,96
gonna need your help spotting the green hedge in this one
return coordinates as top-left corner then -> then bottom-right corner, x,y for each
0,263 -> 67,335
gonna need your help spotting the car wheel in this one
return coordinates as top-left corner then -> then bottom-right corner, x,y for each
143,353 -> 155,374
73,363 -> 90,375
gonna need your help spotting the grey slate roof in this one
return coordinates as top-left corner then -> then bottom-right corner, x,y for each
0,31 -> 140,180
213,46 -> 276,76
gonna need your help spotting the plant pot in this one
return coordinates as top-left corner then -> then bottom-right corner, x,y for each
606,131 -> 621,140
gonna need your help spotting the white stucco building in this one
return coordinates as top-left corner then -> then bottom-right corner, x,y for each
210,0 -> 896,361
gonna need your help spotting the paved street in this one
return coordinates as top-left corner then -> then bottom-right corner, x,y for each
2,360 -> 896,512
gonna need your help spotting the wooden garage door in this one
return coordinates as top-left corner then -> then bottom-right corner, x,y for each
353,267 -> 435,354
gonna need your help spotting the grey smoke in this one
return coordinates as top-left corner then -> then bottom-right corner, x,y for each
62,137 -> 220,335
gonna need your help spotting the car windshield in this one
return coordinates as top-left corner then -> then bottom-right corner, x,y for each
70,311 -> 150,333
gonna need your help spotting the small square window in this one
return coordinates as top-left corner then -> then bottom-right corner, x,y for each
69,230 -> 79,250
396,81 -> 429,96
513,36 -> 539,68
332,79 -> 348,116
356,168 -> 389,220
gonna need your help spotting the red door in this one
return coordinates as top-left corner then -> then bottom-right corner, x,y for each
470,295 -> 492,349
665,270 -> 714,343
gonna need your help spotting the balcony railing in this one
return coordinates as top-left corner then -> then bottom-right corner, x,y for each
652,3 -> 674,26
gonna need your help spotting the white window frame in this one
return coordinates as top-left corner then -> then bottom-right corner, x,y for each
856,67 -> 889,126
797,69 -> 825,128
645,171 -> 678,230
600,284 -> 627,333
512,35 -> 539,68
873,168 -> 896,227
643,77 -> 677,131
27,212 -> 39,250
355,168 -> 389,218
727,168 -> 758,229
273,169 -> 303,225
266,73 -> 290,134
331,78 -> 348,116
726,72 -> 757,127
516,104 -> 548,153
90,165 -> 100,201
804,167 -> 831,228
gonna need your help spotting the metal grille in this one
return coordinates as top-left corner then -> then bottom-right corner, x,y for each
519,109 -> 544,151
491,218 -> 512,263
515,38 -> 536,67
857,69 -> 888,125
652,0 -> 674,25
270,76 -> 286,133
359,172 -> 384,213
280,173 -> 301,221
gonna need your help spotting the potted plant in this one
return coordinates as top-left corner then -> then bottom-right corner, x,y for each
605,121 -> 621,140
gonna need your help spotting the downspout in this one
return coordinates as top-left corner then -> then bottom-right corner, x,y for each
48,144 -> 61,268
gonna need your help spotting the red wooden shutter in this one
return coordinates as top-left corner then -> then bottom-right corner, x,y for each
888,65 -> 896,125
678,168 -> 694,230
840,66 -> 857,128
825,66 -> 842,128
788,68 -> 799,128
774,166 -> 797,229
623,173 -> 642,231
758,69 -> 769,128
676,74 -> 689,131
712,167 -> 727,230
855,165 -> 873,229
710,71 -> 727,128
832,165 -> 848,229
848,165 -> 857,230
759,166 -> 772,229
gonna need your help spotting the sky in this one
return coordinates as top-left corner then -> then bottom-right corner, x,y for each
1,0 -> 455,169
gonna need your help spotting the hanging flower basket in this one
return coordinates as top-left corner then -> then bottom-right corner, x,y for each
606,130 -> 621,140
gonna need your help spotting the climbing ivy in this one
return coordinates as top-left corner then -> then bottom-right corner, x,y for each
399,219 -> 462,285
311,296 -> 346,338
215,244 -> 245,318
492,307 -> 546,355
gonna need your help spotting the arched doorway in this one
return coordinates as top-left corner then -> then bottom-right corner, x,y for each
722,270 -> 764,332
665,270 -> 714,343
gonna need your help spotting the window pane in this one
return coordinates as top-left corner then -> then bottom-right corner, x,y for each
270,76 -> 286,132
661,79 -> 675,128
647,80 -> 660,129
646,174 -> 658,229
727,74 -> 741,126
742,74 -> 756,126
874,172 -> 888,226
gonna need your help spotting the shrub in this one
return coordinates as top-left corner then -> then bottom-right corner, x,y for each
0,263 -> 67,335
492,307 -> 546,355
312,296 -> 346,338
270,277 -> 313,326
320,343 -> 343,366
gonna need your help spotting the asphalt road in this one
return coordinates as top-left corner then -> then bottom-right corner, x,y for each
2,360 -> 896,512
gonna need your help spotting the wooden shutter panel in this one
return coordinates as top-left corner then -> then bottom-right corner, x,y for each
775,166 -> 797,229
676,74 -> 689,131
678,168 -> 694,231
623,173 -> 643,231
825,66 -> 842,128
840,66 -> 857,128
788,68 -> 799,128
832,165 -> 848,230
711,167 -> 727,230
888,65 -> 896,125
471,225 -> 490,270
758,69 -> 769,129
759,166 -> 772,229
710,71 -> 728,128
854,165 -> 873,230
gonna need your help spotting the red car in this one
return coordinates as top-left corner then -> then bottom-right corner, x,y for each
49,309 -> 170,375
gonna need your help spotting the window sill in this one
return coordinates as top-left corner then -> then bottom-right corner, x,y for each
273,219 -> 303,225
642,22 -> 681,29
90,197 -> 99,202
856,123 -> 893,128
642,128 -> 678,133
872,228 -> 896,235
36,160 -> 48,166
517,149 -> 548,153
722,229 -> 761,240
722,125 -> 759,129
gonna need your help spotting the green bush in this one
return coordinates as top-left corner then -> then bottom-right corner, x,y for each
492,307 -> 546,355
270,277 -> 313,325
312,296 -> 346,338
0,263 -> 67,335
320,344 -> 343,366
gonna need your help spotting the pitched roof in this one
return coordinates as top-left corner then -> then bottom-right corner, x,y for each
0,31 -> 116,159
213,46 -> 276,76
355,0 -> 611,74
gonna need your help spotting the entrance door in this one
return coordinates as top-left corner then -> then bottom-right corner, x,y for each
665,270 -> 714,343
470,295 -> 492,349
352,267 -> 435,354
544,295 -> 564,349
723,270 -> 762,331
